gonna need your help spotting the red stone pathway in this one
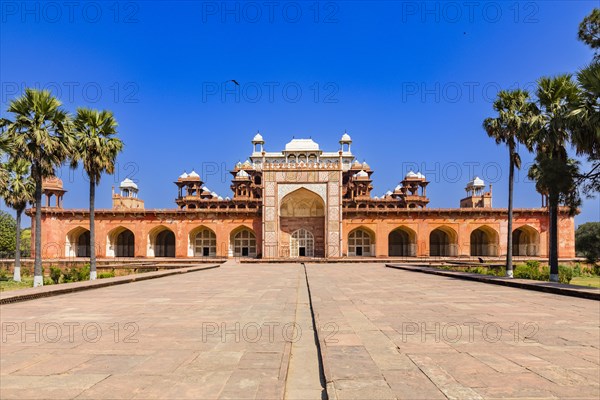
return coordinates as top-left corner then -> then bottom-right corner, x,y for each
1,262 -> 599,399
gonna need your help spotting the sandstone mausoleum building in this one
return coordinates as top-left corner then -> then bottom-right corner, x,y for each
29,134 -> 576,260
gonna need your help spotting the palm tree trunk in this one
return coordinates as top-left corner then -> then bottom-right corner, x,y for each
89,178 -> 97,280
506,145 -> 514,277
548,193 -> 559,282
33,163 -> 43,287
13,208 -> 22,282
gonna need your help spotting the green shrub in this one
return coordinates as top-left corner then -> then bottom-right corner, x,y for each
21,266 -> 32,277
78,264 -> 90,281
593,264 -> 600,276
558,265 -> 573,284
514,264 -> 539,280
0,268 -> 10,281
43,277 -> 54,285
572,263 -> 582,277
49,266 -> 62,284
98,271 -> 115,279
526,260 -> 540,269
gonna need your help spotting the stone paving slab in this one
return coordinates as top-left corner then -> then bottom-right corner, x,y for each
2,262 -> 599,399
0,263 -> 315,400
387,264 -> 600,300
305,263 -> 600,400
0,264 -> 221,304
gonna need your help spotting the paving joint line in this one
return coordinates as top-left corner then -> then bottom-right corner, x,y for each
301,262 -> 330,400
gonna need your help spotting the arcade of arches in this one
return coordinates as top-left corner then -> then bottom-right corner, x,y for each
60,223 -> 552,258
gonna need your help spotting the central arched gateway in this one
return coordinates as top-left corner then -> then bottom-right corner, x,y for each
279,188 -> 325,258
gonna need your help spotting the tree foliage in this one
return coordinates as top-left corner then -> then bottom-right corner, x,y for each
0,211 -> 16,257
575,222 -> 600,262
578,8 -> 600,59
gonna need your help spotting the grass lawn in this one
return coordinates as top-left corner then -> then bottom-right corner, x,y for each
0,276 -> 35,292
570,276 -> 600,288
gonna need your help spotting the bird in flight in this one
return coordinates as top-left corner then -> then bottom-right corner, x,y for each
230,79 -> 240,86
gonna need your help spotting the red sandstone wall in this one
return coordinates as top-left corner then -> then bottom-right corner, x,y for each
31,209 -> 576,259
31,212 -> 262,259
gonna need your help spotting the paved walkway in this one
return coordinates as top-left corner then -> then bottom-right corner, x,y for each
1,263 -> 599,399
306,263 -> 600,399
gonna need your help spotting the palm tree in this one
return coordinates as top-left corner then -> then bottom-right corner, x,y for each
0,159 -> 34,281
71,108 -> 123,280
570,61 -> 600,194
0,119 -> 12,188
529,75 -> 581,282
3,89 -> 74,287
483,90 -> 538,277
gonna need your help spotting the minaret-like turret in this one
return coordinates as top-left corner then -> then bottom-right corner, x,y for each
112,178 -> 144,209
460,177 -> 492,208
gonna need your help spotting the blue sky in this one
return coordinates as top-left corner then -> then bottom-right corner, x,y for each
1,0 -> 598,225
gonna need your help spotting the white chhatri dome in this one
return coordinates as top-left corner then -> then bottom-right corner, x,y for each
252,133 -> 264,142
178,171 -> 188,179
467,176 -> 485,188
285,138 -> 320,152
354,170 -> 369,178
188,170 -> 200,178
120,178 -> 138,190
405,171 -> 418,178
236,169 -> 250,178
340,132 -> 352,142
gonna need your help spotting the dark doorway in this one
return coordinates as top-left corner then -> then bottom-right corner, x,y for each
299,247 -> 306,257
242,247 -> 249,257
203,247 -> 210,256
77,231 -> 91,257
155,230 -> 175,257
116,230 -> 135,257
356,247 -> 363,256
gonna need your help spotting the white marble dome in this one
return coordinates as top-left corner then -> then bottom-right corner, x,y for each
120,178 -> 138,190
285,138 -> 320,152
340,133 -> 352,142
467,176 -> 485,188
252,133 -> 264,142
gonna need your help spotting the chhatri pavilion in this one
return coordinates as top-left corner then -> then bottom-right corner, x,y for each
29,133 -> 576,260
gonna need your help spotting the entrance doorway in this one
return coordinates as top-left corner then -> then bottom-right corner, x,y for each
291,229 -> 314,258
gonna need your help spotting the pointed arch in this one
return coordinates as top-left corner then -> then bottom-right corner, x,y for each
66,227 -> 90,258
188,225 -> 217,257
470,225 -> 499,257
106,226 -> 136,257
348,226 -> 375,257
230,225 -> 257,258
280,187 -> 325,217
388,226 -> 417,257
513,225 -> 540,256
148,225 -> 176,257
429,226 -> 458,257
